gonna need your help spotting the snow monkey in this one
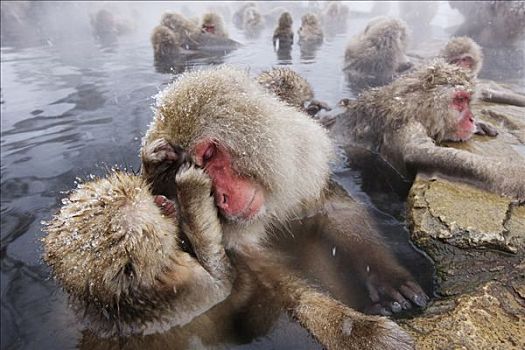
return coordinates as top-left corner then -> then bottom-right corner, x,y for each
272,11 -> 294,50
140,66 -> 429,349
257,67 -> 332,120
343,17 -> 412,92
331,60 -> 525,201
298,13 -> 324,46
43,152 -> 235,337
440,36 -> 525,108
200,12 -> 228,38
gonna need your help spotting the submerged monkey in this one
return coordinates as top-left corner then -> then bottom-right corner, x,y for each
343,17 -> 412,92
43,155 -> 234,337
332,60 -> 525,201
200,12 -> 228,38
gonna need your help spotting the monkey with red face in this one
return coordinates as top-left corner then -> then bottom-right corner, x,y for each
331,60 -> 525,201
140,66 -> 430,349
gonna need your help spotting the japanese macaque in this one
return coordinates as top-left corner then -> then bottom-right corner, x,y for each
343,17 -> 412,92
257,67 -> 332,120
272,12 -> 294,50
242,6 -> 265,38
449,0 -> 525,48
298,13 -> 324,46
138,66 -> 428,349
151,25 -> 181,63
440,36 -> 525,108
331,60 -> 525,201
321,1 -> 350,35
90,9 -> 135,44
200,12 -> 228,38
159,12 -> 201,49
398,2 -> 438,41
42,162 -> 234,337
232,2 -> 257,30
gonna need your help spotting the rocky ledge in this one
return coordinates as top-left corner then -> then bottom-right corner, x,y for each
401,100 -> 525,348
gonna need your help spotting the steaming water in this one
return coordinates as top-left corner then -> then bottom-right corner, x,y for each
1,2 -> 523,350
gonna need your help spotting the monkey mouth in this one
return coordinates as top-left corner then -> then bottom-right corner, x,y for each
220,188 -> 264,222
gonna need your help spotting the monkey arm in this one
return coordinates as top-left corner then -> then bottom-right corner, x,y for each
176,166 -> 235,286
390,122 -> 525,201
480,87 -> 525,107
241,248 -> 414,350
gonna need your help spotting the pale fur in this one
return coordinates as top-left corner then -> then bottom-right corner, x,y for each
344,17 -> 411,88
43,169 -> 233,336
298,13 -> 324,45
333,60 -> 525,200
272,12 -> 294,48
201,12 -> 228,38
144,66 -> 333,248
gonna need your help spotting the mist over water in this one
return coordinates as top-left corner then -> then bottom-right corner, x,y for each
1,2 -> 523,349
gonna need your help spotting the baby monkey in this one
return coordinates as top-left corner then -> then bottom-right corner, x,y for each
43,142 -> 234,337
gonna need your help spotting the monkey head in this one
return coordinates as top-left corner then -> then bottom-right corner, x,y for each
201,12 -> 222,35
161,12 -> 198,33
43,172 -> 194,335
278,12 -> 293,28
257,67 -> 314,109
301,13 -> 321,28
388,60 -> 477,143
440,36 -> 483,76
143,66 -> 333,230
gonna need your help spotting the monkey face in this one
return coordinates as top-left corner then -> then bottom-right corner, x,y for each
147,67 -> 333,225
446,90 -> 476,142
194,140 -> 266,221
451,55 -> 474,71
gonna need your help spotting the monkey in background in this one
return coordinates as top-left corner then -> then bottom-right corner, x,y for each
200,12 -> 228,38
332,60 -> 525,201
399,2 -> 439,41
298,13 -> 324,46
440,36 -> 525,108
242,6 -> 265,39
321,1 -> 350,36
42,155 -> 235,337
257,67 -> 332,122
139,66 -> 429,349
272,12 -> 294,50
232,2 -> 257,30
343,17 -> 412,92
449,0 -> 525,48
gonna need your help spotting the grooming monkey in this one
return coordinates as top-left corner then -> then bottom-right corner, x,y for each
43,149 -> 234,337
332,60 -> 525,201
140,66 -> 428,349
257,67 -> 332,120
440,36 -> 525,108
343,17 -> 412,92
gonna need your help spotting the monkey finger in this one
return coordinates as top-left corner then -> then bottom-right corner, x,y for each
382,288 -> 411,311
399,283 -> 429,308
365,303 -> 393,316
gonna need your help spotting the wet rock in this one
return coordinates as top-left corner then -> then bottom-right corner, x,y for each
403,100 -> 525,348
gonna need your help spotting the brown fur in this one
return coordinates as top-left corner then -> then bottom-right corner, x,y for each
257,67 -> 313,109
344,17 -> 412,90
42,167 -> 234,337
298,13 -> 324,46
332,60 -> 525,200
151,25 -> 181,62
272,12 -> 294,49
450,0 -> 525,47
440,36 -> 483,76
201,12 -> 228,38
141,66 -> 427,349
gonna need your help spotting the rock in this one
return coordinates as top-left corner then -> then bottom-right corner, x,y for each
403,100 -> 525,348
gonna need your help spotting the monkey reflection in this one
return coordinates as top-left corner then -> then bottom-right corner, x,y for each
343,17 -> 412,93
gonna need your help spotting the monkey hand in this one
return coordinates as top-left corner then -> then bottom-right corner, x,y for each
475,120 -> 498,137
141,138 -> 190,179
363,266 -> 429,316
